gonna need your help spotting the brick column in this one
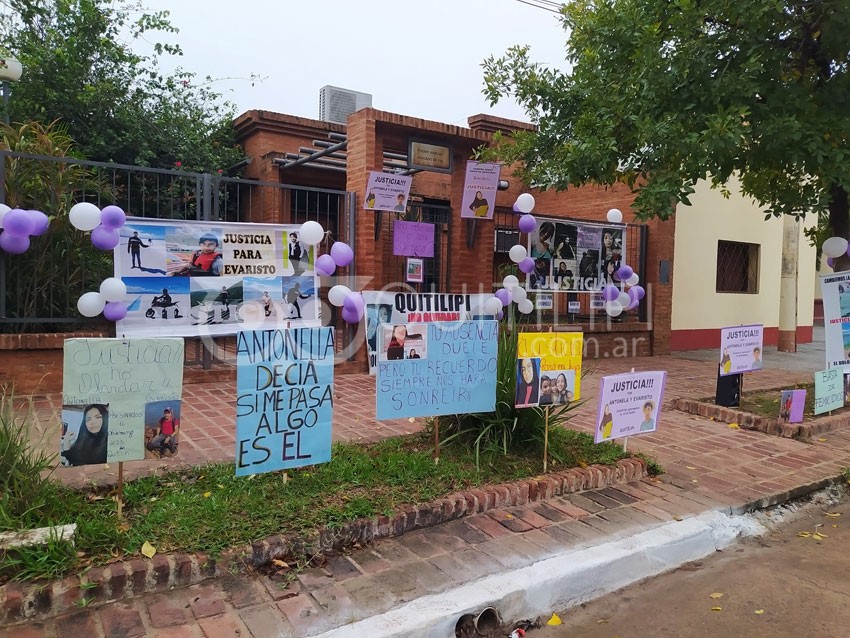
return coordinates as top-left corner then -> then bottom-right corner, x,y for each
645,216 -> 675,355
344,112 -> 381,289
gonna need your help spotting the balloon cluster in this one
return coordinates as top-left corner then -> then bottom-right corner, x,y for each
77,277 -> 128,321
600,207 -> 643,317
0,204 -> 50,254
822,236 -> 850,270
499,193 -> 538,316
69,202 -> 127,250
296,220 -> 362,325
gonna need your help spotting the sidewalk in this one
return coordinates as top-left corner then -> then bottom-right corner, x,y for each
10,336 -> 850,637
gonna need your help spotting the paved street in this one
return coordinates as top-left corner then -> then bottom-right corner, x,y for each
531,493 -> 850,638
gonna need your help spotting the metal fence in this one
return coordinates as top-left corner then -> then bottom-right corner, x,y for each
0,151 -> 355,364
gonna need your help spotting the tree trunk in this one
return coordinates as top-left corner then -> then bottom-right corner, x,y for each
829,184 -> 850,271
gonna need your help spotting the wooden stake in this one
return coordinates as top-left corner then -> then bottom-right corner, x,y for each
434,416 -> 440,465
543,406 -> 549,473
117,461 -> 124,519
283,471 -> 289,485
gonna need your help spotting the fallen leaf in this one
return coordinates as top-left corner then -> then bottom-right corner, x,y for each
832,524 -> 838,528
271,559 -> 289,568
217,484 -> 225,489
692,479 -> 699,483
728,423 -> 740,429
118,522 -> 130,532
813,532 -> 827,540
797,531 -> 812,538
709,592 -> 724,599
203,491 -> 212,498
711,606 -> 722,612
505,513 -> 514,519
141,541 -> 157,559
408,417 -> 416,423
686,466 -> 697,470
547,613 -> 562,626
825,512 -> 842,518
597,619 -> 609,624
672,515 -> 683,521
817,437 -> 828,442
754,609 -> 765,615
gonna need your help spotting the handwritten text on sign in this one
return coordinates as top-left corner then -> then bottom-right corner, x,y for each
376,321 -> 498,419
62,338 -> 184,463
814,368 -> 844,415
235,327 -> 334,476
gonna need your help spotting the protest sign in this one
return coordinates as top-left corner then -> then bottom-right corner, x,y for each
393,221 -> 435,257
779,389 -> 806,423
517,332 -> 584,402
235,327 -> 334,476
820,271 -> 850,369
376,321 -> 498,420
61,338 -> 185,466
460,161 -> 501,220
363,291 -> 495,373
115,218 -> 321,339
363,171 -> 413,212
719,324 -> 764,376
595,370 -> 667,444
814,368 -> 844,415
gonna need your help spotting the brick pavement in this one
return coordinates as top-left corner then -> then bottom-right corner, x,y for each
10,342 -> 850,636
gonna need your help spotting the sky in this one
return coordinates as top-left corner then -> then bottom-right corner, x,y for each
132,0 -> 571,126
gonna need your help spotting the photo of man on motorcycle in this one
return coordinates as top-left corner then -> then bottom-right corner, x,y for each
146,288 -> 182,319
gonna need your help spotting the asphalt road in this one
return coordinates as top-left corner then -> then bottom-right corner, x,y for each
529,490 -> 850,638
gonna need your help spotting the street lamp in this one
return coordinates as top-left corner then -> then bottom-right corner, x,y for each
0,55 -> 23,125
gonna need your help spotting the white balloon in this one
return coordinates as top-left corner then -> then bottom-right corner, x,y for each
0,204 -> 10,227
484,297 -> 503,316
512,286 -> 528,303
508,244 -> 528,264
298,220 -> 325,246
68,202 -> 102,231
605,300 -> 624,317
328,285 -> 351,307
606,208 -> 623,224
515,193 -> 535,214
502,274 -> 519,290
77,291 -> 106,317
617,291 -> 631,307
99,277 -> 127,302
626,273 -> 640,286
822,236 -> 849,259
517,298 -> 534,314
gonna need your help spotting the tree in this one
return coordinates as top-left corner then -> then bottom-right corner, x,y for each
482,0 -> 850,245
0,0 -> 245,173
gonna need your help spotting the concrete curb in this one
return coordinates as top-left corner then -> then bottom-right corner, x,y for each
314,510 -> 768,638
0,458 -> 647,625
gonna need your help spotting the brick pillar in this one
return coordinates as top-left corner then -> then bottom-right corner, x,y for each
645,215 -> 675,355
344,112 -> 381,290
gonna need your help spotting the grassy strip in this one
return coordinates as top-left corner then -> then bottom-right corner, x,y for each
739,383 -> 833,420
1,428 -> 628,583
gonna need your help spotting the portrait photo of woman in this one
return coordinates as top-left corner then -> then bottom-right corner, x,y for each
61,404 -> 109,467
515,357 -> 541,408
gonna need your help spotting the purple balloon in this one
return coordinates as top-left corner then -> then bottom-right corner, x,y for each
103,301 -> 128,322
626,299 -> 640,311
100,205 -> 126,230
91,225 -> 120,250
343,291 -> 365,314
495,288 -> 511,306
0,232 -> 30,254
28,210 -> 50,236
630,285 -> 646,300
512,203 -> 522,213
616,265 -> 634,281
316,254 -> 336,276
828,256 -> 835,268
846,245 -> 850,259
330,241 -> 354,267
497,310 -> 504,320
518,257 -> 536,274
602,284 -> 620,302
518,214 -> 537,233
341,305 -> 361,324
3,208 -> 35,237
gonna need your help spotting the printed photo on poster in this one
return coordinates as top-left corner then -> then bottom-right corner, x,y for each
117,225 -> 167,275
553,259 -> 576,290
516,357 -> 541,408
282,276 -> 318,320
190,277 -> 242,326
529,257 -> 551,290
60,403 -> 109,467
123,277 -> 190,329
166,226 -> 223,277
282,230 -> 314,276
539,370 -> 576,406
600,227 -> 623,281
363,171 -> 413,212
820,272 -> 850,369
460,161 -> 501,220
517,332 -> 583,400
406,257 -> 424,283
366,303 -> 394,356
380,323 -> 427,361
779,389 -> 806,423
241,276 -> 285,325
594,370 -> 667,443
144,401 -> 182,459
719,324 -> 764,376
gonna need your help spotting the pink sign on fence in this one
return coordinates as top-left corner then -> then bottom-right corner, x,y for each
393,221 -> 434,258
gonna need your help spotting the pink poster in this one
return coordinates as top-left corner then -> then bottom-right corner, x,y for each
460,161 -> 501,220
393,221 -> 434,258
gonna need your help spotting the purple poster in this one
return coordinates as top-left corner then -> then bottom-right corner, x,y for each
393,221 -> 435,258
364,171 -> 413,212
779,389 -> 806,423
460,161 -> 501,220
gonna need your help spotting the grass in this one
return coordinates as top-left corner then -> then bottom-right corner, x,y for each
0,427 -> 630,583
738,383 -> 844,421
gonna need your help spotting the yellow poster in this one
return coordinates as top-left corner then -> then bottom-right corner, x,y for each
517,332 -> 583,403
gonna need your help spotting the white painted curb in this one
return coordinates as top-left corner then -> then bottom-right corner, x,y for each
308,510 -> 766,638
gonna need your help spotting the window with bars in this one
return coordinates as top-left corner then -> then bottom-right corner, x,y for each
716,240 -> 760,294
